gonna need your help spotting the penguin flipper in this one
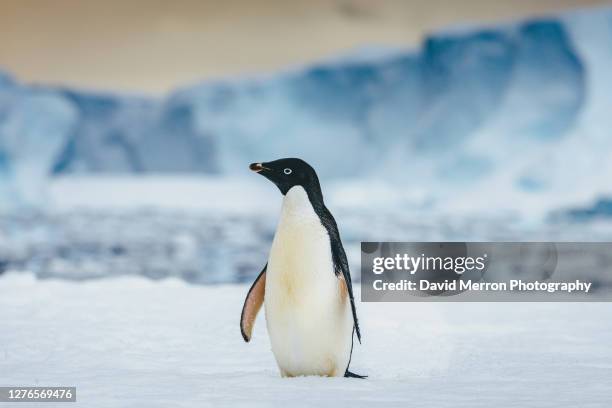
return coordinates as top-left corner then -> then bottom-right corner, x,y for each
329,232 -> 361,344
240,264 -> 267,342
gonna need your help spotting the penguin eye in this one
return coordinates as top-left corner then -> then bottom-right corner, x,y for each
283,168 -> 292,175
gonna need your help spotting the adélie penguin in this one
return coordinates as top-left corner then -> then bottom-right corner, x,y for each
240,158 -> 365,378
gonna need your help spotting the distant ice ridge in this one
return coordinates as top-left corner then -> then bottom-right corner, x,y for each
0,75 -> 77,209
1,7 -> 612,214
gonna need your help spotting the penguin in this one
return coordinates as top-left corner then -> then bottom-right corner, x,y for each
240,158 -> 365,378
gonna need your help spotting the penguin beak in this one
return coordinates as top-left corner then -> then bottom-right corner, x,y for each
249,160 -> 290,195
249,163 -> 267,173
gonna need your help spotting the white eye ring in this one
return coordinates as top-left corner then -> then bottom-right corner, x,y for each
283,168 -> 292,175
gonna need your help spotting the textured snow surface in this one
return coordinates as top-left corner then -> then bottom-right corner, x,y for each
0,273 -> 610,408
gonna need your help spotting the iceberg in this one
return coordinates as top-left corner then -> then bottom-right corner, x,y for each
0,6 -> 611,212
0,87 -> 77,208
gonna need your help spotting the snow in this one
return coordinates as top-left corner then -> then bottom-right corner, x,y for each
0,273 -> 610,407
48,175 -> 279,214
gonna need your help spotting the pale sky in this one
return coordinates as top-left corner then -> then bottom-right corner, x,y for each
1,0 -> 609,94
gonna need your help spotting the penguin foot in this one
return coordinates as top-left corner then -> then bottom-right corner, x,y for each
344,370 -> 367,379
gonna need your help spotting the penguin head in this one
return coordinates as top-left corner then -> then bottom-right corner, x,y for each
249,158 -> 320,195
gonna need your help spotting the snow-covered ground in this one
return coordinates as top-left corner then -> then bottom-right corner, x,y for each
2,177 -> 611,406
1,273 -> 610,408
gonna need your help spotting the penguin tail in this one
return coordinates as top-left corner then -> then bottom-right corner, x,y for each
344,370 -> 367,379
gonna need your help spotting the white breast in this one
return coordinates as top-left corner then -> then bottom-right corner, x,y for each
264,186 -> 353,377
